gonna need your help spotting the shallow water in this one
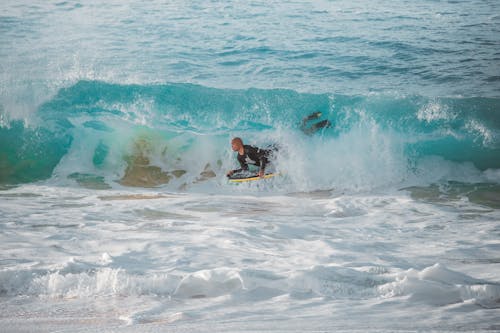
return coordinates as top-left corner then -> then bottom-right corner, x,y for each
1,184 -> 500,332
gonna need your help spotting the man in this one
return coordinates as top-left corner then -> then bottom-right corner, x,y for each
226,137 -> 274,178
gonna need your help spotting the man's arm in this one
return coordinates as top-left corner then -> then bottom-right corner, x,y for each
257,149 -> 270,177
259,156 -> 267,172
237,154 -> 249,171
227,154 -> 248,177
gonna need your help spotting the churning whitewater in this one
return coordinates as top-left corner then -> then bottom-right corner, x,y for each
1,0 -> 500,332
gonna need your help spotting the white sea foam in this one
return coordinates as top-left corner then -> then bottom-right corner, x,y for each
1,184 -> 499,331
379,264 -> 500,308
417,101 -> 455,123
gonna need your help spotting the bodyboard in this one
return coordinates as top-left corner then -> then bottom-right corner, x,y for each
228,173 -> 278,183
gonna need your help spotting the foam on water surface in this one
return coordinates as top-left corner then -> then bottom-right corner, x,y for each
1,184 -> 500,331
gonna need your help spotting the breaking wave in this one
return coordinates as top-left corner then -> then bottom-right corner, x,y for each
1,80 -> 500,191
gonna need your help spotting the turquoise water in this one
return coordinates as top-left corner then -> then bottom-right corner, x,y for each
2,0 -> 499,96
1,81 -> 500,188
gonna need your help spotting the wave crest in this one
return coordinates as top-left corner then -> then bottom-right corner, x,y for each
1,81 -> 500,189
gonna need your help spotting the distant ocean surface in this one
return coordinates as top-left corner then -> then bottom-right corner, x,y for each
1,1 -> 500,332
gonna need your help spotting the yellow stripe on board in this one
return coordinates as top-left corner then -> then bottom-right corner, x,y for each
228,173 -> 278,183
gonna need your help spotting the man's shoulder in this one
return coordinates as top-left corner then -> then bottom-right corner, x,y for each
244,144 -> 258,151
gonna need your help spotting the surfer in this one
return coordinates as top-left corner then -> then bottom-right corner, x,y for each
300,111 -> 331,135
226,137 -> 276,178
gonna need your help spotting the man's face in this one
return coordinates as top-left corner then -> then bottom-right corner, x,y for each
231,140 -> 241,151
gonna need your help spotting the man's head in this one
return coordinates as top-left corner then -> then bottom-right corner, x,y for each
231,137 -> 243,151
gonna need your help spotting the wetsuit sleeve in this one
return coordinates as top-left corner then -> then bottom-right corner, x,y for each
255,148 -> 270,172
244,145 -> 270,173
232,154 -> 249,174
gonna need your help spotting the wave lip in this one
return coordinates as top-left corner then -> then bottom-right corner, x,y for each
378,263 -> 500,308
173,268 -> 244,299
2,262 -> 498,311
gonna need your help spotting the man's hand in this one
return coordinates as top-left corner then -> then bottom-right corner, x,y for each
258,170 -> 265,178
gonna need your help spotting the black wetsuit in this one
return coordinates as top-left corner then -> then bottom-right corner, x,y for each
232,145 -> 274,174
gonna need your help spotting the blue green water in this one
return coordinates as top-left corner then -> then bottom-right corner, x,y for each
1,0 -> 500,188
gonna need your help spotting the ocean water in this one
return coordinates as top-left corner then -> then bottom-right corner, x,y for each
1,0 -> 500,332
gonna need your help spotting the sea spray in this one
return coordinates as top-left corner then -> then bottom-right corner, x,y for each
1,81 -> 500,190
